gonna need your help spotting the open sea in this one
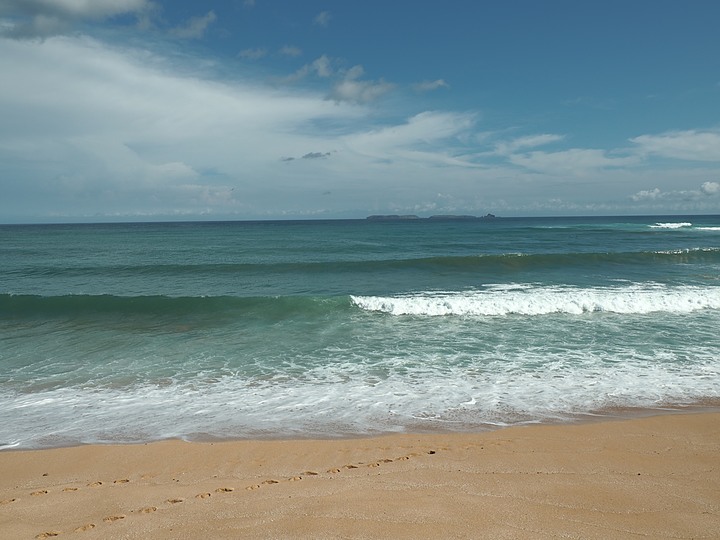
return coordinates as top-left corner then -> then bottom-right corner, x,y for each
1,215 -> 720,449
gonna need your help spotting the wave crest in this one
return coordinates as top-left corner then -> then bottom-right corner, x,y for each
650,222 -> 693,229
351,284 -> 720,316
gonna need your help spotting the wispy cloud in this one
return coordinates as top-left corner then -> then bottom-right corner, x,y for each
413,79 -> 450,92
279,45 -> 302,57
170,10 -> 216,40
283,54 -> 334,82
283,58 -> 394,104
0,34 -> 364,217
632,181 -> 720,202
282,151 -> 333,162
327,65 -> 394,104
493,134 -> 564,156
342,111 -> 478,166
0,0 -> 153,38
1,22 -> 718,220
508,148 -> 638,174
313,11 -> 331,27
630,130 -> 720,162
238,47 -> 268,60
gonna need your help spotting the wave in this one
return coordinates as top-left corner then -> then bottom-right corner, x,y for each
0,293 -> 349,320
8,248 -> 720,280
351,284 -> 720,316
650,222 -> 693,229
3,346 -> 719,448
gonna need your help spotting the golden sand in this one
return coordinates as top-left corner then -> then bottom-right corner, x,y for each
1,413 -> 719,539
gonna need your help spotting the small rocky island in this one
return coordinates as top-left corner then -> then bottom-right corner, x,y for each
366,213 -> 496,221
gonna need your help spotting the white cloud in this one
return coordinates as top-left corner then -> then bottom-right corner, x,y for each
310,55 -> 332,77
0,0 -> 152,38
413,79 -> 450,92
632,182 -> 720,202
313,11 -> 331,27
342,111 -> 478,166
170,10 -> 216,40
0,0 -> 150,18
1,29 -> 718,221
279,45 -> 301,57
0,34 -> 370,217
631,188 -> 662,201
329,78 -> 394,104
494,134 -> 564,156
284,60 -> 394,105
630,130 -> 720,162
238,47 -> 267,60
284,54 -> 333,82
327,64 -> 394,104
509,148 -> 638,174
701,181 -> 720,195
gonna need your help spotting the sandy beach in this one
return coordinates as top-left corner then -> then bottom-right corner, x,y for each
1,412 -> 718,539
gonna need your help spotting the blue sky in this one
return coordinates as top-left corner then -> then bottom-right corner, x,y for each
1,0 -> 719,222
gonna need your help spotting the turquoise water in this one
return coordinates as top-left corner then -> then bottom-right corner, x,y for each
1,216 -> 719,448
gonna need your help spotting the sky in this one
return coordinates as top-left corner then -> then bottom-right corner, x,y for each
1,0 -> 719,223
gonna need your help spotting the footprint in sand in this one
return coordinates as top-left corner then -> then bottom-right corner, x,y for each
195,492 -> 211,499
166,498 -> 184,504
87,481 -> 103,487
113,478 -> 130,484
288,476 -> 303,482
303,471 -> 319,476
62,487 -> 78,492
246,484 -> 261,491
1,498 -> 17,504
74,524 -> 96,532
103,515 -> 125,523
215,487 -> 234,493
342,464 -> 358,469
31,490 -> 48,496
35,532 -> 60,539
138,506 -> 157,514
261,479 -> 279,485
327,468 -> 341,474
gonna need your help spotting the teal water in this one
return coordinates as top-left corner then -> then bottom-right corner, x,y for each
1,216 -> 719,449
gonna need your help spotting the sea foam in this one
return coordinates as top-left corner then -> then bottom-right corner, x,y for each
2,346 -> 718,448
351,284 -> 720,316
650,222 -> 693,229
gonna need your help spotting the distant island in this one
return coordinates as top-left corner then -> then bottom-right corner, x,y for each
366,214 -> 497,221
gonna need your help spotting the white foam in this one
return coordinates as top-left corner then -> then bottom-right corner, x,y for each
351,284 -> 720,316
1,347 -> 718,448
697,227 -> 720,231
655,247 -> 720,254
650,222 -> 692,229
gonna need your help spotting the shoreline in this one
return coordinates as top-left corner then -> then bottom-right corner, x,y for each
5,402 -> 720,452
2,411 -> 719,539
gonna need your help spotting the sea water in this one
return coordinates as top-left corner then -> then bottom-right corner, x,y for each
1,216 -> 719,449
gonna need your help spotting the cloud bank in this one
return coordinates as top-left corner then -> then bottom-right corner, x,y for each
0,0 -> 153,38
0,26 -> 718,221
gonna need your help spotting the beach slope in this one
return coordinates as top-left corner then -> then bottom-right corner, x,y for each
1,413 -> 719,539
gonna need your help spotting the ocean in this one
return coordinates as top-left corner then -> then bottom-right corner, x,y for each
1,215 -> 719,449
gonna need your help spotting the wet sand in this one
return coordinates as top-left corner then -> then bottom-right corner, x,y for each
1,412 -> 719,539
